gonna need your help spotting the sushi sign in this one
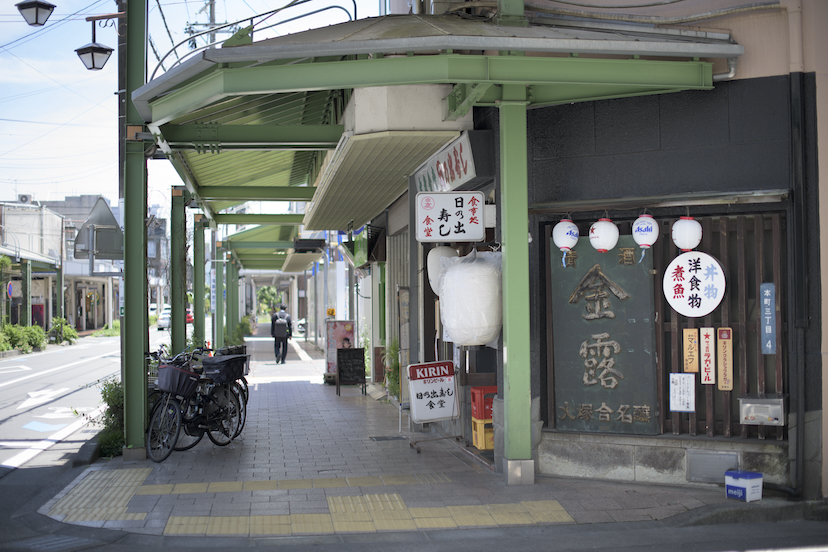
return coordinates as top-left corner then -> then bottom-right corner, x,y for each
408,361 -> 459,423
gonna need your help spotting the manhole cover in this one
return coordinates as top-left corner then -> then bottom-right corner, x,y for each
369,436 -> 409,441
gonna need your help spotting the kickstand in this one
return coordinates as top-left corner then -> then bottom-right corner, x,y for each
409,435 -> 462,453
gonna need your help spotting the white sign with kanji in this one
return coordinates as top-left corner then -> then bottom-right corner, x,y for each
415,192 -> 485,243
407,361 -> 459,423
663,251 -> 727,318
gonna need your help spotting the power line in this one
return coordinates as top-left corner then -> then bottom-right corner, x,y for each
0,0 -> 110,51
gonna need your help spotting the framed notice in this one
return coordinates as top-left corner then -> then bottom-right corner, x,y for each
683,329 -> 699,373
700,327 -> 716,385
717,328 -> 733,391
415,191 -> 485,242
670,373 -> 696,413
408,361 -> 459,424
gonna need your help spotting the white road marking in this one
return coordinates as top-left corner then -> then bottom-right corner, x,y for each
0,406 -> 104,469
0,350 -> 119,390
37,406 -> 93,419
0,366 -> 31,374
18,388 -> 70,409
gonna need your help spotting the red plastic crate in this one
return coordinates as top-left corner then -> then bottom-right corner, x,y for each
470,386 -> 497,420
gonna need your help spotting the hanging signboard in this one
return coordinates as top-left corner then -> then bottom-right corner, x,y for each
683,328 -> 699,373
407,361 -> 459,424
663,252 -> 726,318
701,327 -> 716,385
670,373 -> 696,413
717,328 -> 734,391
415,191 -> 485,243
760,283 -> 777,354
413,132 -> 477,193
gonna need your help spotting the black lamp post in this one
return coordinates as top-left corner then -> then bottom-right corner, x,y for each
15,0 -> 55,26
75,21 -> 114,70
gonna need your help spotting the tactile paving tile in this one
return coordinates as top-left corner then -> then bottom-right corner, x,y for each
414,473 -> 452,484
164,516 -> 209,535
243,480 -> 280,492
278,479 -> 313,489
312,478 -> 349,488
290,513 -> 334,534
249,515 -> 292,536
49,468 -> 151,522
208,481 -> 244,493
207,516 -> 250,535
171,483 -> 209,494
488,503 -> 536,526
135,484 -> 174,495
521,500 -> 575,524
345,476 -> 384,487
364,493 -> 410,520
447,505 -> 497,527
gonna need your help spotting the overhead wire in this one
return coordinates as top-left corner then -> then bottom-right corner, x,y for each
0,0 -> 110,51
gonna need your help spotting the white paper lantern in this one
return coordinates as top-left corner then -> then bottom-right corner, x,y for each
589,218 -> 619,253
632,214 -> 659,249
426,245 -> 458,295
440,251 -> 502,346
672,216 -> 702,251
552,219 -> 579,251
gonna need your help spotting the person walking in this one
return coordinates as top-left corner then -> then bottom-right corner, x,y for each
271,304 -> 292,364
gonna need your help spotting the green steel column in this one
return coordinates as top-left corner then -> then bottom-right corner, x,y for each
21,260 -> 31,326
215,250 -> 225,348
193,216 -> 205,347
123,0 -> 149,457
496,0 -> 528,26
231,261 -> 239,335
226,260 -> 235,340
170,187 -> 186,354
56,264 -> 64,321
498,85 -> 533,483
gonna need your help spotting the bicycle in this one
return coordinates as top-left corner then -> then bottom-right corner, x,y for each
145,348 -> 247,462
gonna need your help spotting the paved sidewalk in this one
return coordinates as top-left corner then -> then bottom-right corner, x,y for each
27,329 -> 800,540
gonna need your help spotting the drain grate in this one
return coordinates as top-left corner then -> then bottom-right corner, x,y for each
369,436 -> 409,442
6,535 -> 103,552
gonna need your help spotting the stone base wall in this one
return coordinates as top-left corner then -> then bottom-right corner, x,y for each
537,432 -> 790,487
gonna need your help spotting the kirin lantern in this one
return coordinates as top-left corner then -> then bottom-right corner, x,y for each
589,218 -> 619,253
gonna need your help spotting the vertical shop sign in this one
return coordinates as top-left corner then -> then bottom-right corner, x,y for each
717,328 -> 733,391
683,328 -> 699,373
760,283 -> 777,354
210,268 -> 216,314
550,236 -> 659,435
670,373 -> 696,412
413,132 -> 477,192
408,361 -> 459,423
700,327 -> 716,384
415,191 -> 485,243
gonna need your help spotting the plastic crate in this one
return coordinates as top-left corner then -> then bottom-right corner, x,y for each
472,418 -> 493,450
471,386 -> 497,420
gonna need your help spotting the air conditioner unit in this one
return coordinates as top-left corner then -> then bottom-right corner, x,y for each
18,194 -> 31,204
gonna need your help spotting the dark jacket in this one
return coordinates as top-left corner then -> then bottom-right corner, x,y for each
271,310 -> 292,338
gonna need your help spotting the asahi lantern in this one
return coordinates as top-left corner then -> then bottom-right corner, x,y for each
589,218 -> 619,253
672,216 -> 702,251
552,219 -> 579,267
632,214 -> 659,263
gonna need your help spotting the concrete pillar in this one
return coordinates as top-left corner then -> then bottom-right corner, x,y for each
21,259 -> 31,326
171,187 -> 186,354
498,85 -> 534,485
215,248 -> 225,349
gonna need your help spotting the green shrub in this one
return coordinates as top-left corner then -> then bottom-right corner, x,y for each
23,324 -> 46,350
51,317 -> 78,344
96,377 -> 124,457
0,331 -> 10,352
92,321 -> 120,337
2,324 -> 30,353
382,337 -> 401,398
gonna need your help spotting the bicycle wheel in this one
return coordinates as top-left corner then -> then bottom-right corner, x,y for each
230,381 -> 247,438
237,376 -> 249,402
174,397 -> 205,451
207,384 -> 241,446
146,393 -> 181,462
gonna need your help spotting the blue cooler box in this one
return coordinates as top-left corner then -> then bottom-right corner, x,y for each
725,470 -> 763,502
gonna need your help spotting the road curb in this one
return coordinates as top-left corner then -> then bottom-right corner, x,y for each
665,497 -> 828,527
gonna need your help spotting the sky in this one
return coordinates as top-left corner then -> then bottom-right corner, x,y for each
0,0 -> 381,220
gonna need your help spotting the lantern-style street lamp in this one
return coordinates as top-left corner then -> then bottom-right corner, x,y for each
75,21 -> 114,70
16,0 -> 55,26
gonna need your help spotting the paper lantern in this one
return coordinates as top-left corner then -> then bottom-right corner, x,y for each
632,214 -> 659,249
426,245 -> 458,295
552,219 -> 579,251
589,218 -> 619,253
672,216 -> 702,251
440,251 -> 502,346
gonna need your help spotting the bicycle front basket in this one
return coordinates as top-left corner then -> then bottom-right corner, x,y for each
157,364 -> 199,398
202,354 -> 247,385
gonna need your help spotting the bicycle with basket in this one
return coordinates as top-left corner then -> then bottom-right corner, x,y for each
146,347 -> 249,463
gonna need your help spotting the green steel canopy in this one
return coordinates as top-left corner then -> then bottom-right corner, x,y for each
133,13 -> 742,270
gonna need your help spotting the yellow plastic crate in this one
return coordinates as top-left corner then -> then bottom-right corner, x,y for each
472,418 -> 493,450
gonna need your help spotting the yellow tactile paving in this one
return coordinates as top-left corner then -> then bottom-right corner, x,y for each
328,496 -> 372,520
278,479 -> 313,489
448,505 -> 497,527
249,515 -> 292,536
172,483 -> 210,494
290,513 -> 334,534
135,484 -> 174,495
243,480 -> 280,491
312,478 -> 349,488
413,517 -> 458,529
414,473 -> 452,484
207,481 -> 244,493
364,493 -> 410,519
409,507 -> 449,519
164,516 -> 209,535
522,500 -> 576,524
49,468 -> 151,522
207,516 -> 250,535
488,503 -> 536,526
373,519 -> 418,531
345,476 -> 384,487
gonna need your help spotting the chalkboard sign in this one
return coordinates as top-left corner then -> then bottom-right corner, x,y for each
336,348 -> 366,396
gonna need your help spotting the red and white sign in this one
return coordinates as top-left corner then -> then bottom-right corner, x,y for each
701,327 -> 716,385
414,132 -> 477,193
408,361 -> 459,423
416,191 -> 485,243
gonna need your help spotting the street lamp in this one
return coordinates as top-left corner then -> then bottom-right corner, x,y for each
75,21 -> 114,70
15,0 -> 55,26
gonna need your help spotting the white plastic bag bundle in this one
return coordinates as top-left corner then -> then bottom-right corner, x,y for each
438,249 -> 502,346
